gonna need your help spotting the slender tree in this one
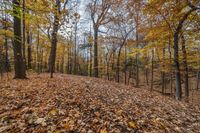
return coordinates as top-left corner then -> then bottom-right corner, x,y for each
88,0 -> 112,77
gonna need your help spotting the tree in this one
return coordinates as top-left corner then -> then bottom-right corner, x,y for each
127,0 -> 144,87
88,0 -> 112,77
48,0 -> 70,78
144,0 -> 200,100
13,0 -> 26,79
173,1 -> 199,100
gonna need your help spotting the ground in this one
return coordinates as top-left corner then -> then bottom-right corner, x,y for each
0,73 -> 200,133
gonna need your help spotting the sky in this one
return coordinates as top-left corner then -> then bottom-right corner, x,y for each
78,0 -> 88,19
78,0 -> 91,30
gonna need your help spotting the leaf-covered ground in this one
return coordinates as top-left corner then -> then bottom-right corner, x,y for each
0,73 -> 200,133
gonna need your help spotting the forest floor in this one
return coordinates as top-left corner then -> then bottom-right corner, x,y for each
0,73 -> 200,133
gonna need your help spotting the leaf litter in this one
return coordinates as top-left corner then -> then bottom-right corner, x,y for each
0,73 -> 200,132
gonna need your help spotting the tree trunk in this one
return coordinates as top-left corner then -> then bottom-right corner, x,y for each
144,53 -> 149,86
60,55 -> 64,73
56,61 -> 60,72
60,46 -> 65,73
145,68 -> 149,85
0,46 -> 3,78
22,0 -> 26,69
73,21 -> 77,75
196,71 -> 200,90
116,46 -> 123,83
93,27 -> 99,77
67,42 -> 70,74
181,35 -> 189,99
36,28 -> 40,74
173,7 -> 196,100
13,0 -> 26,79
27,31 -> 32,69
4,4 -> 10,72
112,51 -> 115,80
40,49 -> 43,72
161,47 -> 166,94
106,61 -> 110,80
48,0 -> 60,78
89,46 -> 92,77
168,36 -> 173,96
174,31 -> 182,100
124,43 -> 127,84
151,49 -> 154,91
105,54 -> 112,80
135,27 -> 139,87
4,26 -> 9,72
69,46 -> 72,74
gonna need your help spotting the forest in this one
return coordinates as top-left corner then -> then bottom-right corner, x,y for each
0,0 -> 200,132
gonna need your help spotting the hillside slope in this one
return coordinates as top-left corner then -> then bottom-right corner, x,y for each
0,73 -> 200,133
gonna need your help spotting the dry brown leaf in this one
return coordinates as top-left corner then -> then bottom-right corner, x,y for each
94,111 -> 100,117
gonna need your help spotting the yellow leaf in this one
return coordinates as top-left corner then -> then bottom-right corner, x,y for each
49,109 -> 57,116
62,118 -> 75,130
152,118 -> 165,129
100,127 -> 107,133
128,121 -> 137,129
63,123 -> 70,129
54,130 -> 60,133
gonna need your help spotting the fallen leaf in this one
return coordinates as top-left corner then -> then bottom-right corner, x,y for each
94,111 -> 100,117
49,109 -> 57,116
128,121 -> 137,129
35,118 -> 46,126
100,127 -> 107,133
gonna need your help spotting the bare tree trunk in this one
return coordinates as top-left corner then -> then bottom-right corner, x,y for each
13,0 -> 26,79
